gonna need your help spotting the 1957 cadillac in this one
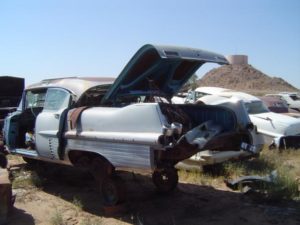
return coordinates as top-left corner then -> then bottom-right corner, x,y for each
2,45 -> 255,205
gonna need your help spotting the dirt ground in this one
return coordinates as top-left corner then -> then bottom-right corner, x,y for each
6,158 -> 300,225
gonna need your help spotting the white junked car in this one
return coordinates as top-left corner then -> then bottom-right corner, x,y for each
192,87 -> 300,150
173,92 -> 264,169
265,92 -> 300,111
2,45 -> 256,205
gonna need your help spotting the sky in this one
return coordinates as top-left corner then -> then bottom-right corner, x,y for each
1,0 -> 300,88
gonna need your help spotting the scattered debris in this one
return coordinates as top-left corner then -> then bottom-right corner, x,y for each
225,170 -> 278,194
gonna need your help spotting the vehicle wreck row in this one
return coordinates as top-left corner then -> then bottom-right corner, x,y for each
173,87 -> 300,151
2,45 -> 256,205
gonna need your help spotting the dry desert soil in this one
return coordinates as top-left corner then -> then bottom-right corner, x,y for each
6,156 -> 300,225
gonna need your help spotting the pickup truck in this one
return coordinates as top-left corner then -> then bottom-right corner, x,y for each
3,45 -> 254,205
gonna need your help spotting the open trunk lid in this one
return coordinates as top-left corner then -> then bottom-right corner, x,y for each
102,44 -> 228,103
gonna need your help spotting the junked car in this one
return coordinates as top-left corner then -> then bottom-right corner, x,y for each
3,45 -> 255,205
173,94 -> 264,170
266,92 -> 300,111
260,96 -> 300,119
190,87 -> 300,150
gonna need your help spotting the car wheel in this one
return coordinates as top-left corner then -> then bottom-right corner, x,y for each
101,176 -> 126,206
90,158 -> 114,183
152,168 -> 178,193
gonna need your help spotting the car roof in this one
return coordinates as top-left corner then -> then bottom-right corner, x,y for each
195,86 -> 260,102
279,92 -> 299,95
195,86 -> 230,95
26,77 -> 115,98
221,92 -> 260,102
260,96 -> 286,105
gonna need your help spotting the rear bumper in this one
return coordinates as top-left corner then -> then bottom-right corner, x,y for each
176,150 -> 253,170
175,141 -> 263,170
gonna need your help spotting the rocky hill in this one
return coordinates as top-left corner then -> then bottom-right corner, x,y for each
196,64 -> 299,95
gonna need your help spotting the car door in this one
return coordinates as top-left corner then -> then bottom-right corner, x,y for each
35,88 -> 71,160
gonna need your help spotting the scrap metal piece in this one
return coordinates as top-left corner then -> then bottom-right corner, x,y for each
184,120 -> 222,149
225,170 -> 278,191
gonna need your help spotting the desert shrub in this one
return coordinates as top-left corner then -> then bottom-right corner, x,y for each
72,195 -> 83,211
11,169 -> 44,189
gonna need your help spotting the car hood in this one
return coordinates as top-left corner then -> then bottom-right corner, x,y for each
250,112 -> 300,136
251,112 -> 300,125
102,44 -> 228,103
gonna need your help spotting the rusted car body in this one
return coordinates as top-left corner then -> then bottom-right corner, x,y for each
3,45 -> 254,204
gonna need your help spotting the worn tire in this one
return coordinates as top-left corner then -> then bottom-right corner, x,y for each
152,168 -> 178,193
90,158 -> 114,183
101,176 -> 126,206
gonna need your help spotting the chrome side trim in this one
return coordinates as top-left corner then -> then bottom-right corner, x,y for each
67,139 -> 152,169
